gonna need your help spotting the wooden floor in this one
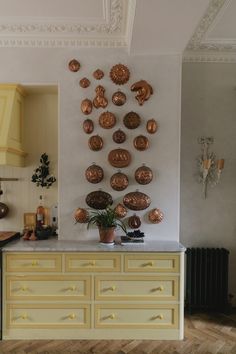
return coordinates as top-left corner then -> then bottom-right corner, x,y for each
0,313 -> 235,354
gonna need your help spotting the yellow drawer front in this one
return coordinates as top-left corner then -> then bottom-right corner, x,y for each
6,275 -> 91,301
95,304 -> 178,329
95,276 -> 179,301
124,254 -> 180,273
65,253 -> 121,272
5,253 -> 62,273
6,304 -> 90,329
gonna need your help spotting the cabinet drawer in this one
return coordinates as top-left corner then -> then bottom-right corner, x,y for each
6,304 -> 90,329
95,304 -> 178,329
124,254 -> 179,273
65,253 -> 121,272
6,275 -> 91,301
95,275 -> 179,301
5,253 -> 62,273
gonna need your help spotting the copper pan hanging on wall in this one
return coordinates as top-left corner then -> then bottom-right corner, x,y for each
123,191 -> 151,211
108,149 -> 131,168
110,171 -> 129,191
85,164 -> 104,184
86,190 -> 113,210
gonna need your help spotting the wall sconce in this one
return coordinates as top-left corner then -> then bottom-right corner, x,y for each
197,137 -> 225,198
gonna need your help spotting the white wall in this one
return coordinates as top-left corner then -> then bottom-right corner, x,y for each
181,62 -> 236,305
0,48 -> 182,242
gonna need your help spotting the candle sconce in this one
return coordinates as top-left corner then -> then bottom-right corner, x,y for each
197,137 -> 224,198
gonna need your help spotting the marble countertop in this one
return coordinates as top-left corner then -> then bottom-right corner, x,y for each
2,237 -> 186,253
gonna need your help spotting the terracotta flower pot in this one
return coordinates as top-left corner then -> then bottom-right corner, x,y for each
98,227 -> 116,244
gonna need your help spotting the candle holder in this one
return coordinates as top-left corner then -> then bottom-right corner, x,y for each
197,137 -> 224,198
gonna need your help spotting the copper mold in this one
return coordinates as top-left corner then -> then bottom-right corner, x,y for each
123,112 -> 141,129
112,91 -> 126,106
85,164 -> 104,184
99,111 -> 116,129
110,172 -> 129,191
148,208 -> 164,224
80,77 -> 90,88
135,165 -> 153,185
112,129 -> 126,144
81,99 -> 93,115
130,80 -> 153,105
146,119 -> 158,134
133,135 -> 149,151
74,208 -> 89,223
123,191 -> 151,211
114,203 -> 127,218
68,59 -> 80,72
88,135 -> 103,151
108,149 -> 131,168
83,119 -> 94,134
110,64 -> 130,85
86,190 -> 113,210
128,214 -> 141,229
93,69 -> 104,80
93,85 -> 108,109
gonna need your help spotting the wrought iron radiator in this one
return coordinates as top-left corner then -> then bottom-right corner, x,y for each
186,248 -> 230,313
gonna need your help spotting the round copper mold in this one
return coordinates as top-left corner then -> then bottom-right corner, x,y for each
110,64 -> 130,85
79,77 -> 90,88
110,172 -> 129,191
74,208 -> 89,223
123,191 -> 151,211
112,129 -> 126,144
146,119 -> 158,134
135,165 -> 153,185
85,164 -> 104,184
114,203 -> 127,218
128,214 -> 141,229
108,149 -> 131,168
93,69 -> 104,80
123,112 -> 141,129
88,135 -> 103,151
112,91 -> 126,106
133,135 -> 149,151
86,190 -> 113,210
148,208 -> 164,224
83,119 -> 94,134
68,59 -> 80,72
99,111 -> 116,129
81,99 -> 93,115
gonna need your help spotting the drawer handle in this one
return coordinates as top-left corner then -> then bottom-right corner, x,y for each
152,286 -> 164,292
143,261 -> 154,267
109,313 -> 116,320
21,286 -> 29,292
152,314 -> 164,320
31,260 -> 39,266
68,313 -> 76,320
89,260 -> 96,266
21,313 -> 28,320
68,285 -> 77,291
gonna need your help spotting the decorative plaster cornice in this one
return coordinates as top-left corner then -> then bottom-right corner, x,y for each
183,50 -> 236,63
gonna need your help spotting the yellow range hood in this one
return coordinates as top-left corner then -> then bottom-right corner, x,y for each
0,84 -> 27,167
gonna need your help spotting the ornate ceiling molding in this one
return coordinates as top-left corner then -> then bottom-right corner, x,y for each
183,50 -> 236,63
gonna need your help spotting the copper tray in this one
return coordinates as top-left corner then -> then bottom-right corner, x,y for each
108,149 -> 131,168
110,172 -> 129,191
99,111 -> 116,129
81,99 -> 93,115
86,190 -> 113,210
114,203 -> 127,218
146,119 -> 158,134
123,191 -> 151,211
128,214 -> 141,229
83,119 -> 94,134
85,164 -> 104,184
110,64 -> 130,85
148,208 -> 164,224
112,129 -> 126,144
123,112 -> 141,129
135,165 -> 153,185
68,59 -> 80,72
112,91 -> 126,106
88,135 -> 103,151
133,135 -> 149,151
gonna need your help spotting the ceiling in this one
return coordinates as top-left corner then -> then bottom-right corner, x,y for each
0,0 -> 235,62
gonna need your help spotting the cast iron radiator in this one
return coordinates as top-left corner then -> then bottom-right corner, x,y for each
185,248 -> 230,313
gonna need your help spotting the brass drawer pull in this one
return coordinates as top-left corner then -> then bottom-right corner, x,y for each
21,286 -> 29,292
31,260 -> 39,266
68,285 -> 77,291
21,313 -> 28,320
109,313 -> 116,320
152,286 -> 164,292
89,260 -> 96,266
152,314 -> 164,320
68,313 -> 77,320
142,261 -> 154,267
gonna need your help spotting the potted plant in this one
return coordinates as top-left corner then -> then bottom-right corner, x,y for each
87,207 -> 127,244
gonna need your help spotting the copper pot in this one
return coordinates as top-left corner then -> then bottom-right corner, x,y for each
0,202 -> 9,219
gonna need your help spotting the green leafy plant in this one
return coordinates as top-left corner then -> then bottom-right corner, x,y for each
87,207 -> 127,234
32,153 -> 56,188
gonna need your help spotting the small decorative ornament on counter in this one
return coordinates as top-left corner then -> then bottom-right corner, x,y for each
112,129 -> 126,144
81,98 -> 93,115
83,119 -> 94,134
128,214 -> 141,229
110,64 -> 130,85
112,90 -> 126,106
93,69 -> 104,80
68,59 -> 80,72
135,164 -> 153,185
123,191 -> 151,211
74,208 -> 89,223
121,229 -> 145,243
146,119 -> 158,134
31,153 -> 56,188
99,111 -> 116,129
123,111 -> 141,129
88,135 -> 103,151
93,85 -> 108,109
86,190 -> 113,210
148,208 -> 164,224
131,80 -> 153,105
85,163 -> 104,184
110,171 -> 129,191
114,203 -> 127,218
108,148 -> 131,168
79,77 -> 90,88
133,135 -> 149,151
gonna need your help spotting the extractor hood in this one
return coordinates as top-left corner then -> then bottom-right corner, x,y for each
0,84 -> 27,167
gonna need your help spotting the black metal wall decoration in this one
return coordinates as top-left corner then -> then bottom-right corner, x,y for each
31,153 -> 56,188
